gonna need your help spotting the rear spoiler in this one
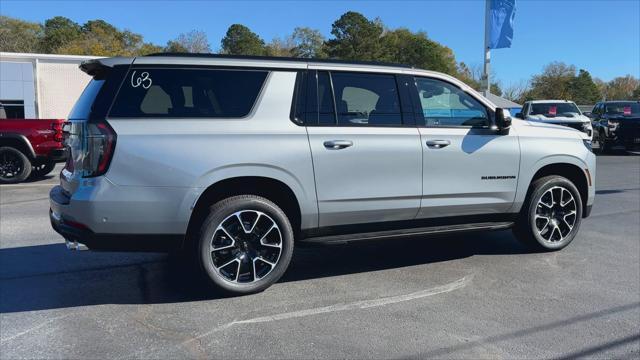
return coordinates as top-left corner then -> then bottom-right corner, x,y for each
79,57 -> 134,78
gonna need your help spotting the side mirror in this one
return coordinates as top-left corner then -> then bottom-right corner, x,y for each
514,112 -> 524,119
495,108 -> 512,131
583,112 -> 593,118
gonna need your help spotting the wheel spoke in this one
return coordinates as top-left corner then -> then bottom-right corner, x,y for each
210,226 -> 236,252
247,213 -> 261,233
216,258 -> 240,271
252,256 -> 276,281
259,225 -> 282,248
535,214 -> 550,235
554,224 -> 564,241
560,189 -> 575,207
535,186 -> 577,243
256,256 -> 276,267
209,210 -> 283,284
237,259 -> 254,283
235,211 -> 262,234
539,191 -> 554,208
562,211 -> 576,230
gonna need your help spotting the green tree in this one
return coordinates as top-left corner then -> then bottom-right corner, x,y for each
57,19 -> 154,56
289,27 -> 326,58
528,62 -> 576,99
324,11 -> 384,60
41,16 -> 81,53
165,41 -> 189,53
569,69 -> 601,104
378,29 -> 457,74
165,30 -> 211,53
606,75 -> 640,100
220,24 -> 266,56
632,86 -> 640,99
138,43 -> 164,55
0,16 -> 43,53
456,61 -> 503,95
265,37 -> 294,57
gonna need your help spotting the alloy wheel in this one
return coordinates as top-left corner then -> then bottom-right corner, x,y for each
209,210 -> 283,284
534,186 -> 577,243
0,151 -> 23,180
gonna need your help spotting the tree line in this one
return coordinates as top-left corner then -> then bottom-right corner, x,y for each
1,12 -> 637,103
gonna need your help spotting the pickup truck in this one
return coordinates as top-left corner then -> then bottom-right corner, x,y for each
0,113 -> 66,184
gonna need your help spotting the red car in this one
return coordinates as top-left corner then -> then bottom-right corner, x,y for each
0,107 -> 67,183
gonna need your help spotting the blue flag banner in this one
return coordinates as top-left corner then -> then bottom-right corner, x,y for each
489,0 -> 516,49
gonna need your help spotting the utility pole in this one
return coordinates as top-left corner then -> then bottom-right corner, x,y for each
483,0 -> 491,96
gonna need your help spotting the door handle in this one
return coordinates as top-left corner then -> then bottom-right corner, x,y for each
324,140 -> 353,150
426,140 -> 451,149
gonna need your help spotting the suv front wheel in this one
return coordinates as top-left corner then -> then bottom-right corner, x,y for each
198,195 -> 294,294
514,175 -> 583,251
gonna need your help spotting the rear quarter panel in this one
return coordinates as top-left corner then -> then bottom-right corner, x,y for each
103,71 -> 318,231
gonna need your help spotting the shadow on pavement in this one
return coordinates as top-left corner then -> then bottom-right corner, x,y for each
595,188 -> 640,195
411,302 -> 639,359
0,230 -> 530,313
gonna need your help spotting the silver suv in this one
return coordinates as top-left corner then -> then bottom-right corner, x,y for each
50,54 -> 596,294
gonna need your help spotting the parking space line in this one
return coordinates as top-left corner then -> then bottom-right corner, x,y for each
180,275 -> 473,347
0,314 -> 73,343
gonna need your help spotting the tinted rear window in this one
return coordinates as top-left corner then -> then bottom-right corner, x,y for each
109,68 -> 268,118
332,72 -> 402,126
605,102 -> 640,115
68,79 -> 105,120
530,102 -> 580,116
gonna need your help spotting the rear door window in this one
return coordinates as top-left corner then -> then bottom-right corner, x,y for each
330,72 -> 402,126
109,68 -> 268,118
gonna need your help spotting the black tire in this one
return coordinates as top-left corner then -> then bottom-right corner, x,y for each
31,159 -> 56,179
0,147 -> 32,184
598,131 -> 610,154
198,195 -> 294,295
513,175 -> 583,251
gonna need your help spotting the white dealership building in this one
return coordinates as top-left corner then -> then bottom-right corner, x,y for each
0,52 -> 99,119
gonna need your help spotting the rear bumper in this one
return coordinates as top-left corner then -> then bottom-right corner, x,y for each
49,148 -> 67,162
49,185 -> 183,252
604,129 -> 640,150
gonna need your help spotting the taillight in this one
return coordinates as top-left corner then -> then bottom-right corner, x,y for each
83,121 -> 116,177
52,122 -> 64,142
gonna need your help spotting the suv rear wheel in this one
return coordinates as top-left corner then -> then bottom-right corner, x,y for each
198,195 -> 294,294
0,147 -> 32,184
514,175 -> 583,251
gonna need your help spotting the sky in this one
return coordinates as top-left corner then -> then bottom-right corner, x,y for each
2,0 -> 639,87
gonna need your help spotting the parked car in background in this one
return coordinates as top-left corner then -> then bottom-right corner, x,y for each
50,54 -> 595,295
0,109 -> 66,183
515,100 -> 593,139
587,101 -> 640,153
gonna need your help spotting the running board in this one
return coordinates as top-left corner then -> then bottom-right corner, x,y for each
300,221 -> 514,245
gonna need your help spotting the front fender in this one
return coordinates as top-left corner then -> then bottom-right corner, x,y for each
512,135 -> 596,213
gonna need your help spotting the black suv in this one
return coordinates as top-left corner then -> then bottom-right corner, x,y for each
588,101 -> 640,153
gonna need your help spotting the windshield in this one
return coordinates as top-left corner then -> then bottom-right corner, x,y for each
530,103 -> 581,117
605,102 -> 640,116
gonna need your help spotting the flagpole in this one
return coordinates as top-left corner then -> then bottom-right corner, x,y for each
483,0 -> 491,95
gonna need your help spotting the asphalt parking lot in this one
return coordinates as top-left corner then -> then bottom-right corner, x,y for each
1,156 -> 639,359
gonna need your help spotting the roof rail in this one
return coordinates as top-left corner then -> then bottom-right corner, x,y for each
145,52 -> 415,69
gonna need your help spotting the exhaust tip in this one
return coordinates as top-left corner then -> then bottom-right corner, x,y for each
65,239 -> 88,251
